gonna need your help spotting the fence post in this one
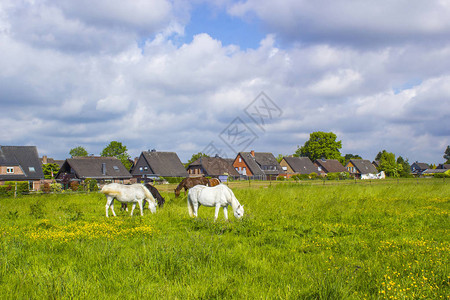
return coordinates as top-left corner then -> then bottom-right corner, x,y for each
14,182 -> 17,198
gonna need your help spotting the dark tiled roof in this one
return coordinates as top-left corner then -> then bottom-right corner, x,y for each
189,157 -> 239,176
411,162 -> 429,170
437,164 -> 450,169
239,152 -> 282,175
58,157 -> 131,180
0,146 -> 45,180
283,157 -> 319,174
348,159 -> 378,174
141,151 -> 188,177
314,159 -> 347,173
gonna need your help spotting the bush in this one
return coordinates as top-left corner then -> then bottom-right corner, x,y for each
339,172 -> 351,180
50,182 -> 63,193
84,178 -> 99,192
69,181 -> 79,191
434,173 -> 450,178
0,181 -> 29,196
42,183 -> 51,194
309,172 -> 318,180
327,173 -> 340,180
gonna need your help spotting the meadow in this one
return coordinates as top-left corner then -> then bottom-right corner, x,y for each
0,180 -> 448,299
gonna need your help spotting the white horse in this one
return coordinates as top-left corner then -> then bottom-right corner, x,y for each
187,184 -> 244,221
101,183 -> 157,217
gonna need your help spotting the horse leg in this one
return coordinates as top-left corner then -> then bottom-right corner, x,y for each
214,204 -> 221,221
110,199 -> 117,217
130,203 -> 136,216
223,206 -> 228,221
105,196 -> 114,217
138,200 -> 144,216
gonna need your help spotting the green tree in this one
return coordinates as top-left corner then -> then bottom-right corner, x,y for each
42,163 -> 60,179
69,146 -> 88,158
444,145 -> 450,163
276,154 -> 284,163
295,131 -> 342,161
184,152 -> 209,168
101,141 -> 131,170
396,156 -> 411,178
375,150 -> 387,161
379,151 -> 403,177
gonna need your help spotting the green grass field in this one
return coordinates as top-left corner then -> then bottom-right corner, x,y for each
0,180 -> 449,299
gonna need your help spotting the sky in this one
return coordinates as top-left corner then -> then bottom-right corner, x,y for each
0,0 -> 449,164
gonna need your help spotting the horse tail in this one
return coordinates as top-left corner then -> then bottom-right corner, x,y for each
187,192 -> 195,217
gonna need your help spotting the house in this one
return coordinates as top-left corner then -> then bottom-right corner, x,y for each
279,156 -> 319,178
372,160 -> 381,169
345,159 -> 378,178
130,150 -> 188,181
187,156 -> 239,180
233,150 -> 282,180
56,156 -> 132,185
436,164 -> 450,169
410,162 -> 430,175
314,158 -> 347,175
0,146 -> 46,190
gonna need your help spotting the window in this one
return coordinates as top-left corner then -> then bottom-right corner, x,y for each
113,166 -> 120,172
282,166 -> 287,171
144,166 -> 148,171
238,157 -> 242,162
139,167 -> 143,172
6,167 -> 14,174
29,167 -> 35,172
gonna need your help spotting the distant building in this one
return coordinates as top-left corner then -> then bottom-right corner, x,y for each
233,150 -> 282,180
56,156 -> 132,185
410,162 -> 430,175
0,146 -> 46,190
345,159 -> 378,178
314,158 -> 347,175
130,150 -> 188,182
279,156 -> 319,178
41,155 -> 65,168
187,156 -> 239,179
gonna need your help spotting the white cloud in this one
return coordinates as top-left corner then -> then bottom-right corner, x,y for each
0,1 -> 449,163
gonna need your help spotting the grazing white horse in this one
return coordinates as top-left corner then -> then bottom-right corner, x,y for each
101,183 -> 157,217
187,184 -> 244,221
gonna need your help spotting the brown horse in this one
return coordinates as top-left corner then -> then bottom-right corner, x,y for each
175,177 -> 209,197
208,178 -> 221,187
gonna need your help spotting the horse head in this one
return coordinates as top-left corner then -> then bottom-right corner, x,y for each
174,188 -> 180,197
234,204 -> 244,219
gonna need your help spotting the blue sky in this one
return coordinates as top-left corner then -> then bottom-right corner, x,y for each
0,0 -> 449,164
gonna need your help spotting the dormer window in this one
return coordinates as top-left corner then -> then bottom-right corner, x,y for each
7,167 -> 14,174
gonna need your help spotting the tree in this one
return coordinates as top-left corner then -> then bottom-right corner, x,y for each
295,131 -> 342,161
69,146 -> 88,158
276,154 -> 284,163
379,151 -> 403,177
42,163 -> 60,179
396,156 -> 411,178
184,152 -> 209,168
444,145 -> 450,163
375,150 -> 387,161
101,141 -> 131,170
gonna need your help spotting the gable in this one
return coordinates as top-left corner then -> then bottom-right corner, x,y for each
0,146 -> 45,180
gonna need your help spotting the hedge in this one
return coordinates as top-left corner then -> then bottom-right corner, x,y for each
0,181 -> 29,196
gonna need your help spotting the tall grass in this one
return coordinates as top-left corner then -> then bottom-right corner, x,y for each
0,181 -> 448,299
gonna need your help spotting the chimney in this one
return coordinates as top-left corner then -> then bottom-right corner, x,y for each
251,150 -> 255,157
102,163 -> 106,175
42,155 -> 48,164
